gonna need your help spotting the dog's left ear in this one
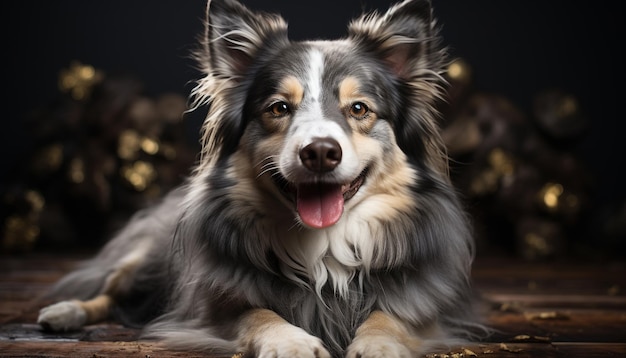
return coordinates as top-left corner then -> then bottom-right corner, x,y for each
348,0 -> 444,80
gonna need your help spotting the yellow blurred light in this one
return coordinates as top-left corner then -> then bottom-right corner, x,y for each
121,161 -> 156,192
558,96 -> 577,117
448,62 -> 463,79
79,65 -> 96,79
118,130 -> 141,160
25,190 -> 45,212
68,158 -> 85,183
541,183 -> 563,209
447,58 -> 471,83
141,137 -> 160,155
58,61 -> 104,100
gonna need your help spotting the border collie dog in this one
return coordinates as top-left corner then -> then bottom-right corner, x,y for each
38,0 -> 484,356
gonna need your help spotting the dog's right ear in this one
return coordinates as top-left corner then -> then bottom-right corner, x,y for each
201,0 -> 288,80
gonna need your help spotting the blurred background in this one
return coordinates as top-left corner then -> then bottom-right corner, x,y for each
2,0 -> 624,260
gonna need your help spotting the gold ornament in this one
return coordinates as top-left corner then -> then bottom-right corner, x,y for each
1,190 -> 45,252
469,148 -> 515,196
68,157 -> 85,184
58,61 -> 104,100
446,58 -> 472,85
118,129 -> 142,160
121,161 -> 157,191
31,143 -> 63,174
140,137 -> 160,155
537,182 -> 579,215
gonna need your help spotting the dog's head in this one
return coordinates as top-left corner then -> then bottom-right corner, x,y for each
192,0 -> 449,229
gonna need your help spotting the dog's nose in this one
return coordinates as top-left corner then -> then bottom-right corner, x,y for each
300,138 -> 342,173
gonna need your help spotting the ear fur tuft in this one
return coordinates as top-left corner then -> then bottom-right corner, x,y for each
348,0 -> 445,80
204,0 -> 288,79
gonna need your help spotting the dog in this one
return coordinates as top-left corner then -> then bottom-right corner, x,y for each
37,0 -> 485,356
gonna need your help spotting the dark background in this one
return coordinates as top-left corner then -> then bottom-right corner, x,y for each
2,1 -> 625,252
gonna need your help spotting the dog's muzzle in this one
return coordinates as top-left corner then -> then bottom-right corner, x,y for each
273,137 -> 366,229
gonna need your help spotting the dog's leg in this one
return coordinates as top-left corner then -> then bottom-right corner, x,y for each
236,308 -> 331,358
38,241 -> 150,331
37,294 -> 113,331
346,310 -> 439,358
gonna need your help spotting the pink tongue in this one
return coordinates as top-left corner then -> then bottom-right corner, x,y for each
296,183 -> 344,229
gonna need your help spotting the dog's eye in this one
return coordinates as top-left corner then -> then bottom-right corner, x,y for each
349,102 -> 369,119
268,101 -> 291,117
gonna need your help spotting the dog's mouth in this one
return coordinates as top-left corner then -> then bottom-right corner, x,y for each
272,169 -> 368,229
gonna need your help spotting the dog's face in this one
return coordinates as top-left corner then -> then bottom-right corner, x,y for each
193,0 -> 448,229
245,44 -> 403,229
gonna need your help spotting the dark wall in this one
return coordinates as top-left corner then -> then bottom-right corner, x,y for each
4,0 -> 625,212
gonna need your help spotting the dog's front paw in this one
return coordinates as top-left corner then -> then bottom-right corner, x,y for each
346,335 -> 411,358
255,326 -> 330,358
37,301 -> 87,331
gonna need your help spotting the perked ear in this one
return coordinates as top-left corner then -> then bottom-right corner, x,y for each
201,0 -> 288,80
192,0 -> 288,169
348,0 -> 444,80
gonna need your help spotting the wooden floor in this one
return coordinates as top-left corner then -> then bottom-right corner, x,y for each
0,253 -> 625,357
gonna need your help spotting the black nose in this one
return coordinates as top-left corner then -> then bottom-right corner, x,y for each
299,137 -> 342,173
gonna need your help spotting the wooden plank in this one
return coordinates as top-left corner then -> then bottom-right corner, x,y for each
2,254 -> 626,358
1,341 -> 625,358
483,309 -> 626,343
429,343 -> 626,358
472,260 -> 626,298
550,343 -> 626,357
0,340 -> 232,358
483,293 -> 626,307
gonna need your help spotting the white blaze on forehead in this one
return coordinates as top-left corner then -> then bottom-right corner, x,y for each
306,49 -> 324,103
294,48 -> 333,139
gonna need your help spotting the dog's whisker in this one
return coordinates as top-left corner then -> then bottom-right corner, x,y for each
255,156 -> 281,178
257,164 -> 280,178
288,220 -> 303,232
255,155 -> 275,167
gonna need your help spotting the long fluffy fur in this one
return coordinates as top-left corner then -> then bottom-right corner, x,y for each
40,0 -> 487,357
